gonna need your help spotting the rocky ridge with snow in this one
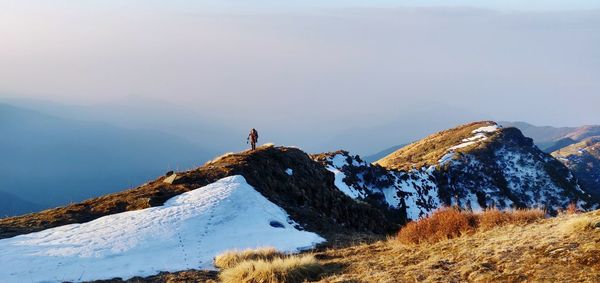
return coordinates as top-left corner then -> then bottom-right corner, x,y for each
318,122 -> 596,222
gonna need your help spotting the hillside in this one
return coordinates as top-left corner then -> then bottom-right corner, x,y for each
317,210 -> 600,282
375,121 -> 500,171
361,121 -> 594,215
564,125 -> 600,141
0,145 -> 395,240
553,136 -> 600,200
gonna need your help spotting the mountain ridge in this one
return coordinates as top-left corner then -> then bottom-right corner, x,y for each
366,121 -> 594,214
0,145 -> 396,240
3,121 -> 596,239
1,121 -> 599,282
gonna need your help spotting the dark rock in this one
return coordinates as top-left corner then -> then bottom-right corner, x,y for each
269,220 -> 285,228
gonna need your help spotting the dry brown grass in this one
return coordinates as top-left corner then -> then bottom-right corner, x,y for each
214,247 -> 285,269
397,207 -> 477,244
558,211 -> 600,234
375,121 -> 497,170
398,207 -> 545,245
318,210 -> 600,282
478,207 -> 545,230
565,202 -> 580,215
218,252 -> 324,283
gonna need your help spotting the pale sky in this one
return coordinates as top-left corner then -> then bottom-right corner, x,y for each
1,1 -> 600,152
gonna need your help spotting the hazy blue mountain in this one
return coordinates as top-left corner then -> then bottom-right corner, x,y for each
0,191 -> 43,217
0,103 -> 212,215
2,97 -> 240,153
363,144 -> 408,163
499,122 -> 576,142
500,121 -> 600,152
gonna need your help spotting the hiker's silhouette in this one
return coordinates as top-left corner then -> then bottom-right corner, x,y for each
247,128 -> 259,150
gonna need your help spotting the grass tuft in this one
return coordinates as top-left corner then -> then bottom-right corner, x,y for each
479,207 -> 545,230
214,247 -> 285,269
559,215 -> 597,234
218,254 -> 324,283
397,207 -> 477,244
398,207 -> 546,244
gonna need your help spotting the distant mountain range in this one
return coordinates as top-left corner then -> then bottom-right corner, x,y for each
363,144 -> 408,163
0,103 -> 211,215
499,121 -> 600,152
0,191 -> 43,218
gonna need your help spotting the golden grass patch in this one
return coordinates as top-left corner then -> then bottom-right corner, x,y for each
219,254 -> 323,283
214,247 -> 285,269
216,248 -> 325,283
558,213 -> 600,234
398,207 -> 545,245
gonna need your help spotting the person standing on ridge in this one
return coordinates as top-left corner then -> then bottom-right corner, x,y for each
247,128 -> 259,151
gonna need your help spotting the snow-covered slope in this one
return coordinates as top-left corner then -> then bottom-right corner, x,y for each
0,176 -> 324,283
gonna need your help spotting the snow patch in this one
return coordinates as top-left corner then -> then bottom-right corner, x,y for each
439,124 -> 499,164
438,152 -> 456,165
449,141 -> 477,150
329,154 -> 348,169
326,165 -> 364,199
0,176 -> 324,283
472,125 -> 498,133
285,168 -> 294,176
324,154 -> 369,199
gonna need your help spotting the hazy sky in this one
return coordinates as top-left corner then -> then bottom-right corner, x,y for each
2,1 -> 600,152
